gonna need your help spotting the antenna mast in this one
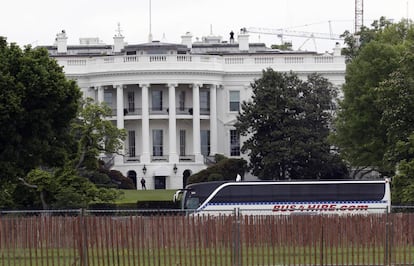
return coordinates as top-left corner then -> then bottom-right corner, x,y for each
148,0 -> 153,42
116,22 -> 123,37
355,0 -> 364,33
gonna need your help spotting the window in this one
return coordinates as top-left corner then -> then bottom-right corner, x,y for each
200,90 -> 210,114
229,91 -> 240,112
179,130 -> 186,156
230,130 -> 240,156
201,130 -> 210,156
152,129 -> 163,156
152,90 -> 163,111
179,91 -> 186,111
128,130 -> 136,157
104,92 -> 113,107
210,183 -> 386,203
127,92 -> 135,112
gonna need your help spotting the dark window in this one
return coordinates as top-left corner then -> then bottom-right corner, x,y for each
229,91 -> 240,112
179,91 -> 186,111
152,90 -> 163,111
230,130 -> 240,156
128,130 -> 136,157
104,92 -> 113,107
201,130 -> 210,156
127,91 -> 135,112
200,90 -> 210,114
180,130 -> 186,156
152,129 -> 163,156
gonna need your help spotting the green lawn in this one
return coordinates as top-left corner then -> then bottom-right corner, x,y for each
116,189 -> 176,204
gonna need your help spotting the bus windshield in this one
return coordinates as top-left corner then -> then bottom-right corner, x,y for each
185,197 -> 200,209
173,189 -> 200,210
179,181 -> 227,210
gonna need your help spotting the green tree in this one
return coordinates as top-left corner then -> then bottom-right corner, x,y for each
15,99 -> 127,209
0,37 -> 81,183
71,98 -> 127,170
391,159 -> 414,204
20,167 -> 120,209
374,48 -> 414,204
0,38 -> 125,208
331,18 -> 414,178
271,42 -> 293,51
341,17 -> 395,62
235,68 -> 346,180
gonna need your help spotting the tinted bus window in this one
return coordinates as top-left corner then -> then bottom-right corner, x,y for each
209,183 -> 385,204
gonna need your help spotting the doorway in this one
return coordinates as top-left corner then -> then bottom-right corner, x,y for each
154,176 -> 166,189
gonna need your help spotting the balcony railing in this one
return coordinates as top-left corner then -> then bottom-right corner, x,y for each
59,53 -> 345,77
118,153 -> 199,163
176,107 -> 193,115
150,108 -> 169,115
124,156 -> 140,163
200,108 -> 210,115
124,108 -> 142,116
179,155 -> 195,162
151,155 -> 168,162
109,107 -> 211,117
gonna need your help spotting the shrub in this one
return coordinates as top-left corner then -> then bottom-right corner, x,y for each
188,158 -> 247,184
214,154 -> 227,162
99,168 -> 135,189
208,173 -> 223,181
82,170 -> 112,185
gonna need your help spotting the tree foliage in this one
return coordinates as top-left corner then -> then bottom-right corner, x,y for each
71,98 -> 127,170
271,42 -> 293,51
22,167 -> 120,209
331,18 -> 414,203
331,18 -> 414,179
0,37 -> 81,182
0,38 -> 126,209
341,17 -> 395,62
235,68 -> 347,180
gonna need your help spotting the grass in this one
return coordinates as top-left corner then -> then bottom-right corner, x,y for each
115,189 -> 176,204
2,246 -> 413,266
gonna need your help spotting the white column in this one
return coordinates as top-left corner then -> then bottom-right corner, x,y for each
113,84 -> 125,165
97,86 -> 104,103
115,84 -> 124,129
209,84 -> 218,156
192,83 -> 203,163
140,83 -> 151,163
168,83 -> 179,162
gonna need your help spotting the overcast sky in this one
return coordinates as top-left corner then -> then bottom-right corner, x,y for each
1,0 -> 412,52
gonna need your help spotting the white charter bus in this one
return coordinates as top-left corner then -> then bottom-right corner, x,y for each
173,179 -> 391,215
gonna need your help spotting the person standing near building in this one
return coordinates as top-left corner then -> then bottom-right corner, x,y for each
140,177 -> 146,190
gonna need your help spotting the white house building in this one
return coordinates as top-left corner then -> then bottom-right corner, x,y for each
44,29 -> 346,190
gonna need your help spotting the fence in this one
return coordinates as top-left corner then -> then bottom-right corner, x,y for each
0,209 -> 413,266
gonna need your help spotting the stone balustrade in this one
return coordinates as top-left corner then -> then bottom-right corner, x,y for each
58,53 -> 345,75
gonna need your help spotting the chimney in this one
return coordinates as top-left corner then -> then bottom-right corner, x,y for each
333,42 -> 341,56
238,28 -> 249,51
56,30 -> 68,54
113,35 -> 125,53
181,32 -> 193,49
113,23 -> 125,53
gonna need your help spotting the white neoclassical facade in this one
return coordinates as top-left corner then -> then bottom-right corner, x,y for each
44,30 -> 346,190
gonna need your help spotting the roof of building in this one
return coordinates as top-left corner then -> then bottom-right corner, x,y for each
41,31 -> 331,57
